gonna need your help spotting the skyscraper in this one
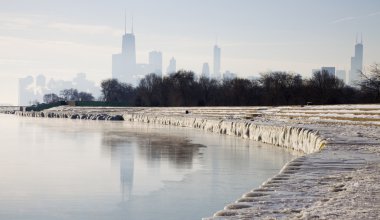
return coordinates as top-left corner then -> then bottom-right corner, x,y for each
201,62 -> 210,78
335,70 -> 347,84
213,45 -> 221,80
166,57 -> 176,75
349,35 -> 364,85
18,76 -> 35,106
321,67 -> 336,76
148,51 -> 163,77
223,71 -> 237,80
112,16 -> 137,85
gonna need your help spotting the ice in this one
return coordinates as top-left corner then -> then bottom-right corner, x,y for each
123,114 -> 325,154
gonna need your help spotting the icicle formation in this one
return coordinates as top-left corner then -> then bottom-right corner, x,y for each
124,114 -> 326,154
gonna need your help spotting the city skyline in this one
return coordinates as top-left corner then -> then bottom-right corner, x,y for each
1,0 -> 380,104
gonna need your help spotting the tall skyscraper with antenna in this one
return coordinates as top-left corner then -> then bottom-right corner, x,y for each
112,14 -> 137,85
349,34 -> 364,85
213,44 -> 221,80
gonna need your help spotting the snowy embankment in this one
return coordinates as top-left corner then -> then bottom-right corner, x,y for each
123,105 -> 380,219
123,114 -> 325,154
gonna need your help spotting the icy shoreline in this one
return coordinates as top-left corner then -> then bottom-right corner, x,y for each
1,105 -> 379,219
123,114 -> 326,154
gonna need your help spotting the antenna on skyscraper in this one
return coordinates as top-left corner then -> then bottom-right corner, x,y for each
124,9 -> 127,35
356,32 -> 358,44
361,33 -> 363,44
131,16 -> 134,34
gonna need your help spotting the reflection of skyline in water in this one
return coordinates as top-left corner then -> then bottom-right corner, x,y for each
101,129 -> 205,201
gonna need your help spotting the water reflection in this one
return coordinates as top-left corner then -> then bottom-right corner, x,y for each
101,128 -> 206,202
135,135 -> 204,169
102,133 -> 135,201
102,130 -> 204,168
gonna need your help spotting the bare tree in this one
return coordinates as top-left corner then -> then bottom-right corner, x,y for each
137,73 -> 163,106
43,93 -> 60,103
359,63 -> 380,101
60,88 -> 79,101
100,79 -> 135,104
198,76 -> 220,106
307,70 -> 345,104
259,72 -> 303,105
78,92 -> 94,101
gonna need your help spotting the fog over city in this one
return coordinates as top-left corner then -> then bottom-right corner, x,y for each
1,0 -> 380,105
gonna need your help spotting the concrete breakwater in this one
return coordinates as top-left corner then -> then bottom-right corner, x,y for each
0,106 -> 19,114
12,110 -> 124,121
3,107 -> 326,155
123,114 -> 326,154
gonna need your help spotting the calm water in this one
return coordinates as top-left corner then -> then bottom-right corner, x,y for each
0,114 -> 296,220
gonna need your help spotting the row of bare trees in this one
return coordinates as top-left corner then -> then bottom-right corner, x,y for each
42,64 -> 379,106
43,89 -> 94,103
99,66 -> 379,107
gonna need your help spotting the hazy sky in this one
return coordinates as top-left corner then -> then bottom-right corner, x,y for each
1,0 -> 380,104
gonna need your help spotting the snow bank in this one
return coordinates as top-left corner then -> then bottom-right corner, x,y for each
124,114 -> 326,154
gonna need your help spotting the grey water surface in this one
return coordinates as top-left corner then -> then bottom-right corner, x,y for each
0,114 -> 296,220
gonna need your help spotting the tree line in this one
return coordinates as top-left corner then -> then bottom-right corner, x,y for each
44,63 -> 380,106
43,88 -> 94,103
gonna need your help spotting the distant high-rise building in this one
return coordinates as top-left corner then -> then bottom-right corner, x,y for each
148,51 -> 163,77
35,74 -> 47,102
335,70 -> 347,84
321,67 -> 336,76
349,35 -> 364,85
18,76 -> 35,106
223,71 -> 237,80
201,63 -> 210,78
166,57 -> 176,75
213,45 -> 221,80
112,16 -> 137,85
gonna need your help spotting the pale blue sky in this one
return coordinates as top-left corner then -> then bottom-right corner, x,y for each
1,0 -> 380,104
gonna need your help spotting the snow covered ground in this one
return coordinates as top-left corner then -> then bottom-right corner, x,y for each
204,121 -> 380,219
3,104 -> 380,219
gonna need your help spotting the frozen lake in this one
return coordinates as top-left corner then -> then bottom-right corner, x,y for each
0,114 -> 296,220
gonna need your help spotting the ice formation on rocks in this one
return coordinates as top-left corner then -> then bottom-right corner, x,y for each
123,114 -> 326,154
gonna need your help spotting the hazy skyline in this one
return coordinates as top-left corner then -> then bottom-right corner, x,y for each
1,0 -> 380,104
